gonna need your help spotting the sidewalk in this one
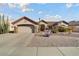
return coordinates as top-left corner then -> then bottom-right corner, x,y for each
0,47 -> 79,56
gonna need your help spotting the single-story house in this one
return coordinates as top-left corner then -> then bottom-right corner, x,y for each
9,16 -> 69,33
53,21 -> 69,28
69,21 -> 79,32
47,21 -> 69,32
47,21 -> 69,29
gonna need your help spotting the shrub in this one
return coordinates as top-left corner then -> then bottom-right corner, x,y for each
58,27 -> 68,32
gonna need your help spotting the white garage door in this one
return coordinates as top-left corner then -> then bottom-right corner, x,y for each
18,26 -> 32,33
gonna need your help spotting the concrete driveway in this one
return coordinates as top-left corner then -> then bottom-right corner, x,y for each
0,32 -> 79,56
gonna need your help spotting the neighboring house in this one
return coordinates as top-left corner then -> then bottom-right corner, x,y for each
69,21 -> 79,32
12,16 -> 38,33
52,21 -> 69,28
47,21 -> 69,30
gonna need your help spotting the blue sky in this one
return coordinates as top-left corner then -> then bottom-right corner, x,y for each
0,3 -> 79,22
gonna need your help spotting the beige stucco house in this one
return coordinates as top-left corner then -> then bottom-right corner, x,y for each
9,16 -> 48,33
9,16 -> 69,33
53,21 -> 69,28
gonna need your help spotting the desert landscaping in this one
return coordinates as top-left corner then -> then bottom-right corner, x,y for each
0,3 -> 79,56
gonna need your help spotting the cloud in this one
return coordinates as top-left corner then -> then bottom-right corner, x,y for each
66,3 -> 73,8
8,3 -> 16,8
21,8 -> 27,12
18,3 -> 34,12
22,8 -> 34,12
0,3 -> 34,13
19,3 -> 29,8
54,15 -> 61,19
38,11 -> 43,14
0,3 -> 17,8
65,3 -> 79,8
7,3 -> 29,8
44,15 -> 62,21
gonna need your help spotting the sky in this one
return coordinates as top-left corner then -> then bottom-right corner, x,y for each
0,3 -> 79,22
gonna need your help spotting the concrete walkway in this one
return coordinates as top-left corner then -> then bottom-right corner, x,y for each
0,47 -> 79,56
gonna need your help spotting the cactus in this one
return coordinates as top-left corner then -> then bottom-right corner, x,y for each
5,16 -> 9,33
0,14 -> 2,34
0,14 -> 9,34
2,14 -> 5,33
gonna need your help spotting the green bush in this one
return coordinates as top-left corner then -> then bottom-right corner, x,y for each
58,27 -> 68,32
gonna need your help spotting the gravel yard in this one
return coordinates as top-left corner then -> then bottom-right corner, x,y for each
27,33 -> 79,47
0,32 -> 79,47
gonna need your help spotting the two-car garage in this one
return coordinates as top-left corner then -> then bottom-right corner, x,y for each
18,24 -> 35,33
18,26 -> 32,33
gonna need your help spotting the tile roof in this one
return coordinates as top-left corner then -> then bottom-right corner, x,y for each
12,16 -> 38,25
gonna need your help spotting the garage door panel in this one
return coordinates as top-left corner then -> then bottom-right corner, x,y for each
18,26 -> 32,33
